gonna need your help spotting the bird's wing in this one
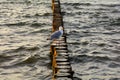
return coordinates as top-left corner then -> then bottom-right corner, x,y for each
50,31 -> 62,40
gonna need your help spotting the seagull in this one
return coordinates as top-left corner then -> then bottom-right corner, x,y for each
47,26 -> 63,40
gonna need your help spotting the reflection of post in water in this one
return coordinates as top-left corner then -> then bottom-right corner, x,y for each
50,0 -> 74,80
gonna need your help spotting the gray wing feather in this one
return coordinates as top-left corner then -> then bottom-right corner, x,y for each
50,31 -> 62,40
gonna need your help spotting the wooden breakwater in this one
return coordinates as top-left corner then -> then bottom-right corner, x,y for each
50,0 -> 74,80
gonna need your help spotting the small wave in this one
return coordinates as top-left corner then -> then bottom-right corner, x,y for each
108,62 -> 120,68
109,18 -> 120,26
99,4 -> 120,7
96,43 -> 106,47
63,3 -> 91,6
88,66 -> 99,69
23,13 -> 51,18
0,55 -> 39,68
103,48 -> 120,54
0,2 -> 26,4
19,56 -> 39,64
112,10 -> 120,13
109,78 -> 120,80
91,51 -> 103,54
0,55 -> 12,62
70,55 -> 112,64
43,13 -> 52,16
73,77 -> 82,80
5,22 -> 27,26
16,46 -> 39,51
90,78 -> 105,80
16,55 -> 50,66
0,53 -> 50,69
5,46 -> 39,53
74,48 -> 89,54
30,23 -> 47,27
110,39 -> 120,44
112,56 -> 120,62
30,29 -> 49,34
23,14 -> 35,18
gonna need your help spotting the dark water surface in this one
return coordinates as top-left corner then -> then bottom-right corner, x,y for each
0,0 -> 120,80
61,0 -> 120,80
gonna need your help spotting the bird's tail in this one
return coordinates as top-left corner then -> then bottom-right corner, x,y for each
47,37 -> 51,40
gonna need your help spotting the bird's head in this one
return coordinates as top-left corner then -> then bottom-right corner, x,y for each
59,26 -> 63,30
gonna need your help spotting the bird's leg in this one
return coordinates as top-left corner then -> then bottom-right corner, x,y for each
58,38 -> 61,47
59,38 -> 61,48
54,39 -> 58,47
54,39 -> 59,47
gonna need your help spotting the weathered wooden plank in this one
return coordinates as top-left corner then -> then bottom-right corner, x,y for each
51,0 -> 73,80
